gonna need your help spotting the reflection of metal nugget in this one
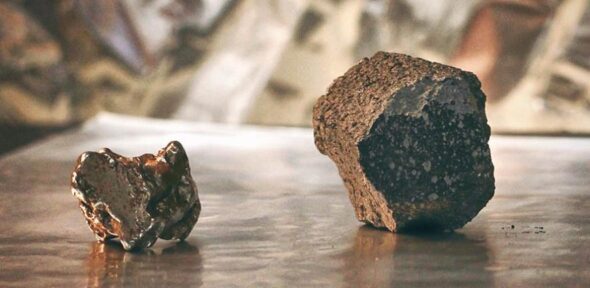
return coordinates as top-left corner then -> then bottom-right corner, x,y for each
86,241 -> 202,287
71,141 -> 201,250
313,52 -> 495,232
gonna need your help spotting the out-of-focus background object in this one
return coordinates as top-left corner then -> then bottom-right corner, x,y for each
0,0 -> 589,154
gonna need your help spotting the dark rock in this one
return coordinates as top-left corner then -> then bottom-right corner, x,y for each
71,141 -> 201,250
313,52 -> 495,232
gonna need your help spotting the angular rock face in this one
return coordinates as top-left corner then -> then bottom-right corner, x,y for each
71,141 -> 201,250
313,52 -> 494,232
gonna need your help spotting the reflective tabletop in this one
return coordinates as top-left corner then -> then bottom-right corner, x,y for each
1,113 -> 588,287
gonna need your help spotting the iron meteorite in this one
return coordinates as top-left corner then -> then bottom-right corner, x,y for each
71,141 -> 201,250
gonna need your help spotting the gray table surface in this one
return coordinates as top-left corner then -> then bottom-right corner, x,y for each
1,113 -> 589,287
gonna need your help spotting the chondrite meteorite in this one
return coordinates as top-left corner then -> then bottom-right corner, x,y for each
71,141 -> 201,250
313,52 -> 495,232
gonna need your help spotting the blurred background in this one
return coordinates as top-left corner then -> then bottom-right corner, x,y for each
0,0 -> 589,155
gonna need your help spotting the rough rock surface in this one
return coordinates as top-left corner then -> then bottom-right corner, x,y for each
313,52 -> 495,232
71,141 -> 201,250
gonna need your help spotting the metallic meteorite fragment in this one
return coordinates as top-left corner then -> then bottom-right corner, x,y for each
313,52 -> 495,232
71,141 -> 201,250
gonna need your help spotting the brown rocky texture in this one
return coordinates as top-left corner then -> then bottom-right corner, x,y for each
313,52 -> 495,232
71,141 -> 201,250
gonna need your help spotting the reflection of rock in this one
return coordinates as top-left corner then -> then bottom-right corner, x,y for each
86,241 -> 202,287
340,226 -> 398,288
339,226 -> 493,287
